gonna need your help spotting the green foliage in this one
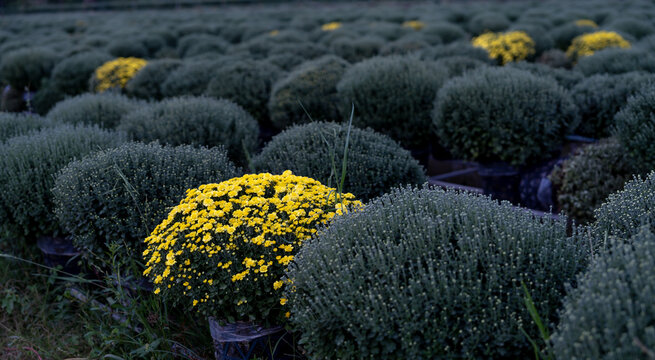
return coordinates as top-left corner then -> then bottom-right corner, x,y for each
549,23 -> 596,50
613,84 -> 655,174
571,72 -> 655,138
0,47 -> 59,90
52,142 -> 240,261
509,61 -> 583,88
593,171 -> 655,241
287,187 -> 588,359
252,122 -> 426,201
118,96 -> 258,165
204,60 -> 282,124
107,38 -> 149,58
50,51 -> 111,96
337,56 -> 449,148
176,34 -> 229,58
433,67 -> 577,166
160,60 -> 218,97
420,41 -> 494,63
0,125 -> 126,241
467,11 -> 511,35
575,48 -> 655,76
125,59 -> 182,100
329,35 -> 384,63
379,36 -> 430,56
608,18 -> 655,40
433,56 -> 488,78
421,23 -> 468,44
550,139 -> 634,224
0,113 -> 57,143
47,93 -> 138,129
268,55 -> 349,130
552,228 -> 655,360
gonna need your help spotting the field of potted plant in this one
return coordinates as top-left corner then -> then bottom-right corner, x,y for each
1,0 -> 655,358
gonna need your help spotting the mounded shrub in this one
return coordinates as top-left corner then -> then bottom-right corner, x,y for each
0,113 -> 57,143
433,56 -> 488,78
50,51 -> 112,96
266,53 -> 305,72
433,67 -> 578,166
52,142 -> 240,260
267,42 -> 328,61
608,18 -> 655,40
566,31 -> 631,62
204,60 -> 282,124
571,72 -> 655,138
252,122 -> 426,201
471,30 -> 536,65
420,41 -> 494,63
467,11 -> 511,35
421,23 -> 467,44
124,59 -> 182,100
337,56 -> 449,149
269,55 -> 349,130
118,96 -> 258,165
613,84 -> 655,174
548,23 -> 596,50
379,36 -> 430,56
537,49 -> 572,68
510,24 -> 554,56
287,187 -> 588,359
160,60 -> 217,97
329,36 -> 384,63
47,93 -> 137,129
90,57 -> 148,93
552,228 -> 655,360
575,48 -> 655,75
176,34 -> 229,58
0,125 -> 126,242
549,139 -> 634,224
0,47 -> 59,90
593,171 -> 655,241
509,62 -> 583,89
107,38 -> 149,59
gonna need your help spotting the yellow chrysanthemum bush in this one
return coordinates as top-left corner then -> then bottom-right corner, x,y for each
566,31 -> 630,61
402,20 -> 425,31
471,31 -> 535,64
575,19 -> 599,28
91,57 -> 147,93
321,22 -> 342,32
142,171 -> 362,325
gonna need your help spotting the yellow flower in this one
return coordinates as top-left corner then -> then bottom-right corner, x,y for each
269,30 -> 279,36
93,57 -> 147,92
472,31 -> 535,65
402,20 -> 425,31
280,298 -> 287,305
273,281 -> 283,290
154,288 -> 161,294
322,22 -> 342,31
193,300 -> 199,306
285,311 -> 290,318
575,19 -> 598,28
566,31 -> 630,61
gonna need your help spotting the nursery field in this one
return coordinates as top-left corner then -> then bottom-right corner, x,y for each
1,0 -> 655,359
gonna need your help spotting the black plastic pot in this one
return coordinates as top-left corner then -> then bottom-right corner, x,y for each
477,162 -> 520,204
36,236 -> 81,275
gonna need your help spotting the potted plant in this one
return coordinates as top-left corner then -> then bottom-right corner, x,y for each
432,66 -> 578,203
142,171 -> 362,360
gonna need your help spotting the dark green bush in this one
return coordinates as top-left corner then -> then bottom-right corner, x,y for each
268,55 -> 349,130
125,59 -> 182,100
204,60 -> 282,124
268,42 -> 328,61
50,51 -> 111,96
52,142 -> 240,260
467,12 -> 511,35
575,48 -> 655,76
549,139 -> 634,224
379,36 -> 430,56
0,113 -> 57,143
552,228 -> 655,360
509,62 -> 583,89
107,38 -> 149,58
549,23 -> 596,50
433,67 -> 577,166
420,42 -> 494,63
252,122 -> 426,201
47,93 -> 137,129
31,80 -> 66,115
0,125 -> 125,241
176,34 -> 229,58
613,84 -> 655,174
160,60 -> 217,97
571,72 -> 655,138
434,56 -> 488,78
366,22 -> 409,41
593,171 -> 655,241
0,47 -> 59,90
510,24 -> 554,56
421,23 -> 467,44
287,187 -> 587,359
608,18 -> 655,40
537,49 -> 572,68
329,35 -> 384,63
266,53 -> 304,72
337,56 -> 449,149
118,96 -> 258,165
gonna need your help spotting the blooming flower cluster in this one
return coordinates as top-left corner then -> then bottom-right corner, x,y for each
321,22 -> 342,31
566,31 -> 630,60
142,171 -> 362,324
402,20 -> 425,31
575,19 -> 598,28
93,57 -> 147,93
472,31 -> 536,65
